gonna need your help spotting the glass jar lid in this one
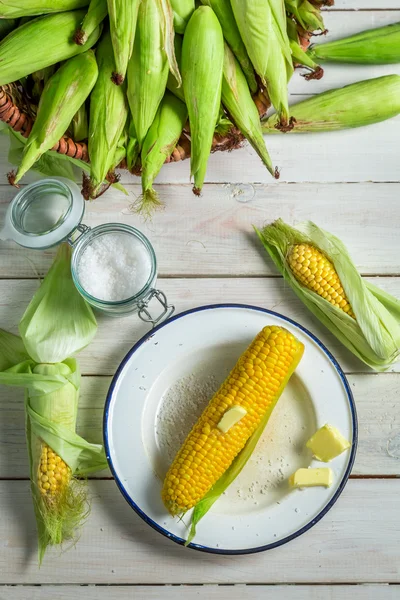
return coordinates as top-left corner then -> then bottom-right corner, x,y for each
0,178 -> 84,249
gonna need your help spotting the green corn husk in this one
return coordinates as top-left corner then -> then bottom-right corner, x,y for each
170,0 -> 194,33
127,0 -> 170,149
88,31 -> 129,197
138,90 -> 187,214
308,22 -> 400,64
0,18 -> 17,40
182,6 -> 224,194
0,244 -> 107,563
14,51 -> 98,183
200,0 -> 257,94
126,118 -> 139,171
74,0 -> 108,46
262,75 -> 400,133
255,219 -> 400,371
0,10 -> 101,86
107,0 -> 140,84
222,43 -> 275,178
286,17 -> 323,79
231,0 -> 293,127
111,126 -> 128,172
0,0 -> 89,18
167,34 -> 185,102
70,103 -> 88,142
285,0 -> 325,32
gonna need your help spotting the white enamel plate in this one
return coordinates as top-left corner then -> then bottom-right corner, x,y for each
104,305 -> 357,554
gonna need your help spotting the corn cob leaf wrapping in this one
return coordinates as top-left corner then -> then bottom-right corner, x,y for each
0,245 -> 107,563
262,75 -> 400,133
222,43 -> 276,178
74,0 -> 108,46
0,0 -> 89,17
14,51 -> 98,184
285,0 -> 325,32
127,0 -> 170,150
107,0 -> 141,85
255,219 -> 400,371
88,31 -> 129,197
70,103 -> 88,142
200,0 -> 257,94
170,0 -> 195,33
156,0 -> 182,87
0,10 -> 101,86
308,22 -> 400,64
182,6 -> 224,194
166,34 -> 185,102
230,0 -> 293,127
286,17 -> 323,78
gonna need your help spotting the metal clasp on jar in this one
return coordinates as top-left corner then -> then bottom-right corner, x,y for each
138,290 -> 175,327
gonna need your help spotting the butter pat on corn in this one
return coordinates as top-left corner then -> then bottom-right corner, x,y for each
306,424 -> 351,462
217,405 -> 247,433
289,468 -> 333,489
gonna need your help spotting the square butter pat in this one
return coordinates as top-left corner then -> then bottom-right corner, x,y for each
306,424 -> 351,462
289,468 -> 333,489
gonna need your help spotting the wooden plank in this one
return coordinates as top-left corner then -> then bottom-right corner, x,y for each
0,373 -> 398,478
333,2 -> 400,8
0,584 -> 398,600
0,479 -> 398,583
1,183 -> 400,278
0,277 -> 399,375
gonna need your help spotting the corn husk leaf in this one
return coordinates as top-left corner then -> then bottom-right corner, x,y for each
170,0 -> 194,33
70,103 -> 88,142
156,0 -> 182,86
0,0 -> 89,18
0,329 -> 29,370
166,34 -> 185,102
255,219 -> 400,371
107,0 -> 141,84
74,0 -> 107,46
285,0 -> 325,32
286,17 -> 323,77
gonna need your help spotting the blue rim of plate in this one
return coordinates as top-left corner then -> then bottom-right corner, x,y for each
103,303 -> 358,555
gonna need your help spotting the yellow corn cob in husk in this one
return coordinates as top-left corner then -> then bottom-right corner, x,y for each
127,0 -> 169,149
231,0 -> 293,128
107,0 -> 141,84
222,43 -> 276,178
0,0 -> 89,17
0,10 -> 101,86
74,0 -> 108,46
88,31 -> 129,197
170,0 -> 195,33
14,51 -> 98,183
162,325 -> 304,515
182,6 -> 224,195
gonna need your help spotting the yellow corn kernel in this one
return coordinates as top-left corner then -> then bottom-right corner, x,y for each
162,326 -> 304,515
38,443 -> 71,499
287,244 -> 355,318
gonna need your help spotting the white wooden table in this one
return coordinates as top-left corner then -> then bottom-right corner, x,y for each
1,2 -> 400,598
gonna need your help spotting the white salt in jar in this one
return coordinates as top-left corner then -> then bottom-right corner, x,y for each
1,178 -> 174,323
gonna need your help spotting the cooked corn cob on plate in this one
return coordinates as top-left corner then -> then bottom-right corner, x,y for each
104,305 -> 357,553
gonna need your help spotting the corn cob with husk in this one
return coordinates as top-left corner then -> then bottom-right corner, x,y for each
127,0 -> 170,153
137,90 -> 187,214
231,0 -> 293,129
182,6 -> 224,195
0,11 -> 101,86
88,31 -> 129,198
222,44 -> 277,178
285,0 -> 325,32
200,0 -> 257,94
0,244 -> 106,563
71,103 -> 88,142
74,0 -> 108,46
286,17 -> 323,79
14,51 -> 98,184
255,219 -> 400,371
307,22 -> 400,64
0,0 -> 90,17
162,325 -> 304,520
170,0 -> 195,33
107,0 -> 140,84
262,75 -> 400,133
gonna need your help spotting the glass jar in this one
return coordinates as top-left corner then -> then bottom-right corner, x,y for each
0,178 -> 174,324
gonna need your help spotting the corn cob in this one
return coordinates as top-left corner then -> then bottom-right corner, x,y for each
107,0 -> 141,84
287,244 -> 355,317
162,325 -> 304,515
230,0 -> 293,128
200,0 -> 257,94
262,75 -> 400,133
74,0 -> 108,46
308,22 -> 400,64
0,18 -> 17,40
285,0 -> 325,32
286,17 -> 323,79
170,0 -> 195,33
138,91 -> 187,214
222,44 -> 276,178
0,0 -> 89,17
182,6 -> 224,195
88,32 -> 129,197
0,11 -> 101,86
14,51 -> 98,183
70,103 -> 88,142
127,0 -> 169,149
